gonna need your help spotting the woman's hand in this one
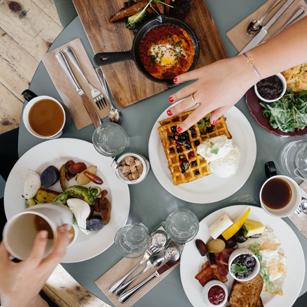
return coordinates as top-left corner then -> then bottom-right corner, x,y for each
167,55 -> 259,132
0,225 -> 70,307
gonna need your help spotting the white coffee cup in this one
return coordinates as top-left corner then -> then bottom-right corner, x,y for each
3,204 -> 74,260
22,95 -> 66,139
260,175 -> 307,217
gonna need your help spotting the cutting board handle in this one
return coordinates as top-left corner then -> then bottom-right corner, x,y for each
94,51 -> 132,66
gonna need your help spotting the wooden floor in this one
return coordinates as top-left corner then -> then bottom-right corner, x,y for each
0,0 -> 63,134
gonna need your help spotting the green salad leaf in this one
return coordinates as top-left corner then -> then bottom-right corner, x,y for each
260,90 -> 307,133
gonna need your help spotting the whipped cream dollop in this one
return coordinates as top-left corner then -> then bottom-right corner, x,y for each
197,135 -> 240,178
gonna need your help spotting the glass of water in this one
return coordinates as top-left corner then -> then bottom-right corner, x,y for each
114,223 -> 150,258
92,121 -> 129,157
163,208 -> 199,244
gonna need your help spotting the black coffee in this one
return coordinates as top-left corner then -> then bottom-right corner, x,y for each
262,178 -> 292,210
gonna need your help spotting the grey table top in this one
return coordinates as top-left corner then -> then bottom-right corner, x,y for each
17,0 -> 307,306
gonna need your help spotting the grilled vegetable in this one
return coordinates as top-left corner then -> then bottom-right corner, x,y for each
86,217 -> 104,231
84,171 -> 103,185
76,165 -> 97,185
94,196 -> 111,224
35,188 -> 60,203
25,198 -> 37,208
40,166 -> 59,188
55,186 -> 101,205
66,162 -> 87,175
59,164 -> 69,191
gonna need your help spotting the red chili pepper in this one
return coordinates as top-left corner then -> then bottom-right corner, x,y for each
84,171 -> 103,184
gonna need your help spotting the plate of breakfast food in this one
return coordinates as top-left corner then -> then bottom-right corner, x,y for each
246,64 -> 307,136
180,205 -> 305,307
4,138 -> 130,263
148,107 -> 256,203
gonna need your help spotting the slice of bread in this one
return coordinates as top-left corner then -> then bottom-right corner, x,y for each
229,274 -> 264,307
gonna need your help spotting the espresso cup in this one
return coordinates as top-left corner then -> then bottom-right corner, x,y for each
260,175 -> 307,217
3,204 -> 74,260
22,89 -> 66,139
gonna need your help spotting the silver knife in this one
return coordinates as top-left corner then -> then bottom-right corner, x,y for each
119,261 -> 179,303
240,0 -> 296,54
56,51 -> 101,128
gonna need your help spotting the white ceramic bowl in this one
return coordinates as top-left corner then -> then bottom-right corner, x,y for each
202,280 -> 228,307
22,95 -> 66,139
254,73 -> 287,103
115,153 -> 150,185
228,248 -> 260,282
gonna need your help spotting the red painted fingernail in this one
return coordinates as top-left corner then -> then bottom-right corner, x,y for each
177,126 -> 183,133
211,120 -> 217,125
173,77 -> 178,84
167,109 -> 173,116
168,96 -> 174,103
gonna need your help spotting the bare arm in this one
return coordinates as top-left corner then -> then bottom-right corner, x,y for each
168,17 -> 307,132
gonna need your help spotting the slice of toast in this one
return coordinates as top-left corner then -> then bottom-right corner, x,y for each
229,274 -> 264,307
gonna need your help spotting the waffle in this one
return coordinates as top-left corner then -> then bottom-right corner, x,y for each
159,111 -> 232,185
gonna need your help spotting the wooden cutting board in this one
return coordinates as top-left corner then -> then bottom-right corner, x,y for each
73,0 -> 226,108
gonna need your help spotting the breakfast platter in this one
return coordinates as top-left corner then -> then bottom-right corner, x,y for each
180,205 -> 305,307
148,106 -> 257,203
4,138 -> 130,263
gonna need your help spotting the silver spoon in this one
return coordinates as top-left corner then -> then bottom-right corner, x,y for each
295,199 -> 307,216
247,0 -> 284,34
119,244 -> 180,302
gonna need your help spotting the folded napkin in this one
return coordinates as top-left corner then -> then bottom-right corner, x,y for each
289,181 -> 307,237
95,255 -> 179,307
43,38 -> 110,129
227,0 -> 307,52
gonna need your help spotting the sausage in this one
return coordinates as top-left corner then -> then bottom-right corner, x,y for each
110,1 -> 147,22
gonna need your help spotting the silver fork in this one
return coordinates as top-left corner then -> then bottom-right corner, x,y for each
63,46 -> 108,111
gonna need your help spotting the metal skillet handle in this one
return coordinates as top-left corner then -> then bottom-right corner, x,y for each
94,51 -> 132,66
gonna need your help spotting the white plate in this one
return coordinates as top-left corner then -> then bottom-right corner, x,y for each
4,138 -> 130,263
180,205 -> 305,307
148,107 -> 257,203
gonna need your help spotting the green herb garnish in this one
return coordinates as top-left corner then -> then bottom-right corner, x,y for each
210,147 -> 219,155
231,263 -> 249,274
260,90 -> 307,133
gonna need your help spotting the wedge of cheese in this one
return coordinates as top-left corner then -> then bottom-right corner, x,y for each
243,219 -> 265,237
209,214 -> 233,239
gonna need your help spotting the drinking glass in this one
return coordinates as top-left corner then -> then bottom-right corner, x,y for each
279,140 -> 307,181
114,223 -> 150,258
163,208 -> 199,244
92,121 -> 129,157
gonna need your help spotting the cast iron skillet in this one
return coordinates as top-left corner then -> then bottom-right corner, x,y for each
93,15 -> 200,83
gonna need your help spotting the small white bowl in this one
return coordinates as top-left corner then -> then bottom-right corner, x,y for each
22,95 -> 66,139
254,73 -> 287,103
115,153 -> 150,185
202,280 -> 228,307
228,248 -> 260,282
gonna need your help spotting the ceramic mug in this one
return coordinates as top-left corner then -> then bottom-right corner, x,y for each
3,204 -> 74,260
260,173 -> 307,217
22,89 -> 66,139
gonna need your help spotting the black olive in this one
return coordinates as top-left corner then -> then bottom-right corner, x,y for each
244,256 -> 256,269
40,166 -> 60,188
225,238 -> 237,249
171,126 -> 177,133
234,228 -> 248,243
206,126 -> 214,133
194,140 -> 200,146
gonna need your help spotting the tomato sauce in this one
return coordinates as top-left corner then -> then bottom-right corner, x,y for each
138,24 -> 196,80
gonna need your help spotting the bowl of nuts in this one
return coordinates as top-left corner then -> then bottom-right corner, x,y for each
115,153 -> 150,184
